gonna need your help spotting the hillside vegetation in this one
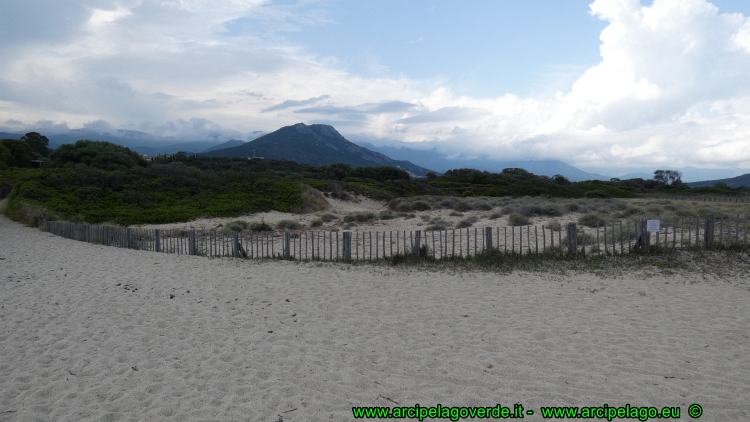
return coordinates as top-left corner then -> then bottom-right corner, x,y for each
1,140 -> 745,226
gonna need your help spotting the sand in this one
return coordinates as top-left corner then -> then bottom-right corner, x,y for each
1,214 -> 750,421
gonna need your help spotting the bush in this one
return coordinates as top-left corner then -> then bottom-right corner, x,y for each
47,140 -> 147,170
311,219 -> 323,227
426,223 -> 448,231
225,220 -> 249,231
412,200 -> 431,211
614,207 -> 642,218
519,205 -> 543,217
449,211 -> 464,217
547,220 -> 562,231
541,205 -> 563,217
343,211 -> 375,223
396,203 -> 413,212
585,190 -> 611,199
453,200 -> 473,212
507,213 -> 530,226
298,185 -> 328,213
565,203 -> 581,212
488,212 -> 502,220
578,213 -> 608,228
249,220 -> 273,231
379,210 -> 395,220
276,219 -> 300,230
472,200 -> 492,211
456,216 -> 479,228
318,212 -> 337,222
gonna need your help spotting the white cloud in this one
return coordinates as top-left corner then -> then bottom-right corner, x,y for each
1,0 -> 750,170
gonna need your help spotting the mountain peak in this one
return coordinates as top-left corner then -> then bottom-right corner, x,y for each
203,123 -> 432,176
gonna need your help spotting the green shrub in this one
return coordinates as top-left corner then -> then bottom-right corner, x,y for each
249,220 -> 273,231
488,212 -> 502,220
547,220 -> 562,231
319,212 -> 336,222
311,219 -> 323,227
276,219 -> 300,230
472,200 -> 493,211
585,190 -> 611,199
456,216 -> 479,228
426,223 -> 448,231
343,211 -> 375,223
396,203 -> 412,212
298,185 -> 328,213
453,200 -> 473,212
578,213 -> 608,228
379,210 -> 395,220
225,220 -> 249,231
565,203 -> 581,212
449,211 -> 464,217
412,200 -> 431,211
507,213 -> 530,226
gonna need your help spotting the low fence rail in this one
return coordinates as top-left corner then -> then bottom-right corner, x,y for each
641,193 -> 749,203
39,214 -> 750,262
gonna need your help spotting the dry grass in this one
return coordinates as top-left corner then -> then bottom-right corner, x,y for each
297,185 -> 329,213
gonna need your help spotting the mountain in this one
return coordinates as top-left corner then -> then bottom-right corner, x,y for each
355,141 -> 611,182
202,123 -> 434,177
202,139 -> 245,153
687,173 -> 750,188
0,132 -> 22,139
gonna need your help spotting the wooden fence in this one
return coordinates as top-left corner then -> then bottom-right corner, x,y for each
39,214 -> 750,262
641,193 -> 750,203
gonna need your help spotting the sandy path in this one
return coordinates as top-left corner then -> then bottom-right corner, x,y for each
1,216 -> 749,421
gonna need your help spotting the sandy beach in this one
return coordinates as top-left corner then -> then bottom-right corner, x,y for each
1,214 -> 750,421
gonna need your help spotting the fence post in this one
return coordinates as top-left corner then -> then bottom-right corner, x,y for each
705,214 -> 715,251
485,227 -> 493,252
284,232 -> 291,260
414,230 -> 422,257
567,223 -> 577,255
343,232 -> 352,262
103,226 -> 110,246
639,219 -> 650,252
155,229 -> 161,252
126,228 -> 132,249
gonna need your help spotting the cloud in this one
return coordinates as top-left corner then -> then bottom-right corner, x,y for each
261,95 -> 329,112
1,0 -> 750,170
295,101 -> 418,115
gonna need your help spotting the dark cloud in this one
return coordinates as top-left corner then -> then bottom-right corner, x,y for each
261,95 -> 330,112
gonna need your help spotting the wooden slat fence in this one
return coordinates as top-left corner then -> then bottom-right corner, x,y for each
38,214 -> 750,262
641,193 -> 750,203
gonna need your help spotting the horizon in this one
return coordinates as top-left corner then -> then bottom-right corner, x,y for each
2,0 -> 750,173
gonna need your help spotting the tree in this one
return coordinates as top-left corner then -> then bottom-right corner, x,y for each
553,174 -> 571,185
47,140 -> 148,171
665,170 -> 682,185
0,139 -> 32,167
426,171 -> 437,179
21,132 -> 50,158
654,169 -> 682,185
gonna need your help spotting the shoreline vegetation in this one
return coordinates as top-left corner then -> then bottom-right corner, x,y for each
1,140 -> 748,227
3,139 -> 750,277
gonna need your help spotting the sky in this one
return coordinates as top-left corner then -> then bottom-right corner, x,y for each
2,0 -> 750,171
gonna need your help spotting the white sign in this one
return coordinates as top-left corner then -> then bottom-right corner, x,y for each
647,220 -> 660,232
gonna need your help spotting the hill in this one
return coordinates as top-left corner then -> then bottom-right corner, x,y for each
202,123 -> 434,177
354,141 -> 611,182
202,139 -> 245,153
687,173 -> 750,189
